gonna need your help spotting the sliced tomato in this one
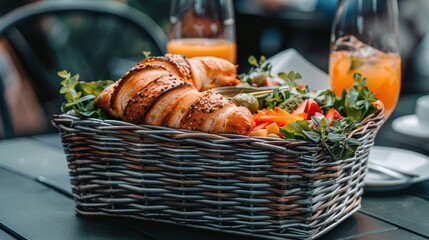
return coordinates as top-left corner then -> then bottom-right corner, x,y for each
292,99 -> 308,115
325,108 -> 343,125
292,99 -> 322,120
306,99 -> 323,119
314,112 -> 325,118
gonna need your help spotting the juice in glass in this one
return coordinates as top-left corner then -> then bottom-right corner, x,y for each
330,50 -> 401,118
166,38 -> 236,63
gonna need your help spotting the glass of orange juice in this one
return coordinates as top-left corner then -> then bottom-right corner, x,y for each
166,0 -> 236,63
329,0 -> 401,119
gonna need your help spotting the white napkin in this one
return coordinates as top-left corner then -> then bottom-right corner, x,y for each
266,48 -> 330,90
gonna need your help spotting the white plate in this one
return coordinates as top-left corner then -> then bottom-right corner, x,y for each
391,114 -> 429,140
266,48 -> 331,91
365,146 -> 429,191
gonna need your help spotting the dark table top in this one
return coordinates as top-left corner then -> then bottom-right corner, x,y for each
1,93 -> 428,240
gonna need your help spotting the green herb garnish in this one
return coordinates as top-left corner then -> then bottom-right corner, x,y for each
278,95 -> 304,113
313,73 -> 378,122
271,72 -> 379,160
263,70 -> 308,112
277,71 -> 302,90
238,55 -> 270,86
59,70 -> 113,118
344,73 -> 378,122
238,55 -> 302,88
280,117 -> 359,160
264,88 -> 290,110
264,88 -> 305,112
142,51 -> 151,59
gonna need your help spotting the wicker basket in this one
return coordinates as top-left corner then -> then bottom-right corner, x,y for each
52,109 -> 384,240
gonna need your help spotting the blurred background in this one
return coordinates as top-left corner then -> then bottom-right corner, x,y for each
0,0 -> 428,139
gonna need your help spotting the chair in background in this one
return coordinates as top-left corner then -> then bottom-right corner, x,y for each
0,1 -> 167,139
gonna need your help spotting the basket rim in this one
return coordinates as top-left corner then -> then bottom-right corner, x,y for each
52,104 -> 384,141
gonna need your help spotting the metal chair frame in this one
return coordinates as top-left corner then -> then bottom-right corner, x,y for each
0,1 -> 167,138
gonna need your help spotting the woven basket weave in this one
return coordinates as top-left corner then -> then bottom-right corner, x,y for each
52,109 -> 383,240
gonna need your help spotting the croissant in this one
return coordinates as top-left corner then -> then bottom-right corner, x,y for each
138,54 -> 240,91
94,55 -> 252,135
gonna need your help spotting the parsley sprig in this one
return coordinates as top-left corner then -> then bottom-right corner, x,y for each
261,71 -> 379,160
281,117 -> 359,160
238,55 -> 303,88
263,67 -> 309,112
314,73 -> 378,122
264,88 -> 304,112
59,70 -> 113,118
238,56 -> 271,86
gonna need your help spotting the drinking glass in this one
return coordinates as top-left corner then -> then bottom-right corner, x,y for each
166,0 -> 236,63
329,0 -> 401,119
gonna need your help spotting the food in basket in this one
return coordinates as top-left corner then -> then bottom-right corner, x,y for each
138,53 -> 240,91
231,93 -> 259,113
60,54 -> 252,135
237,56 -> 284,87
232,56 -> 384,159
58,53 -> 384,159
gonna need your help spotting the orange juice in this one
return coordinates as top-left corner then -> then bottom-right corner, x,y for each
329,50 -> 401,118
166,38 -> 236,63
